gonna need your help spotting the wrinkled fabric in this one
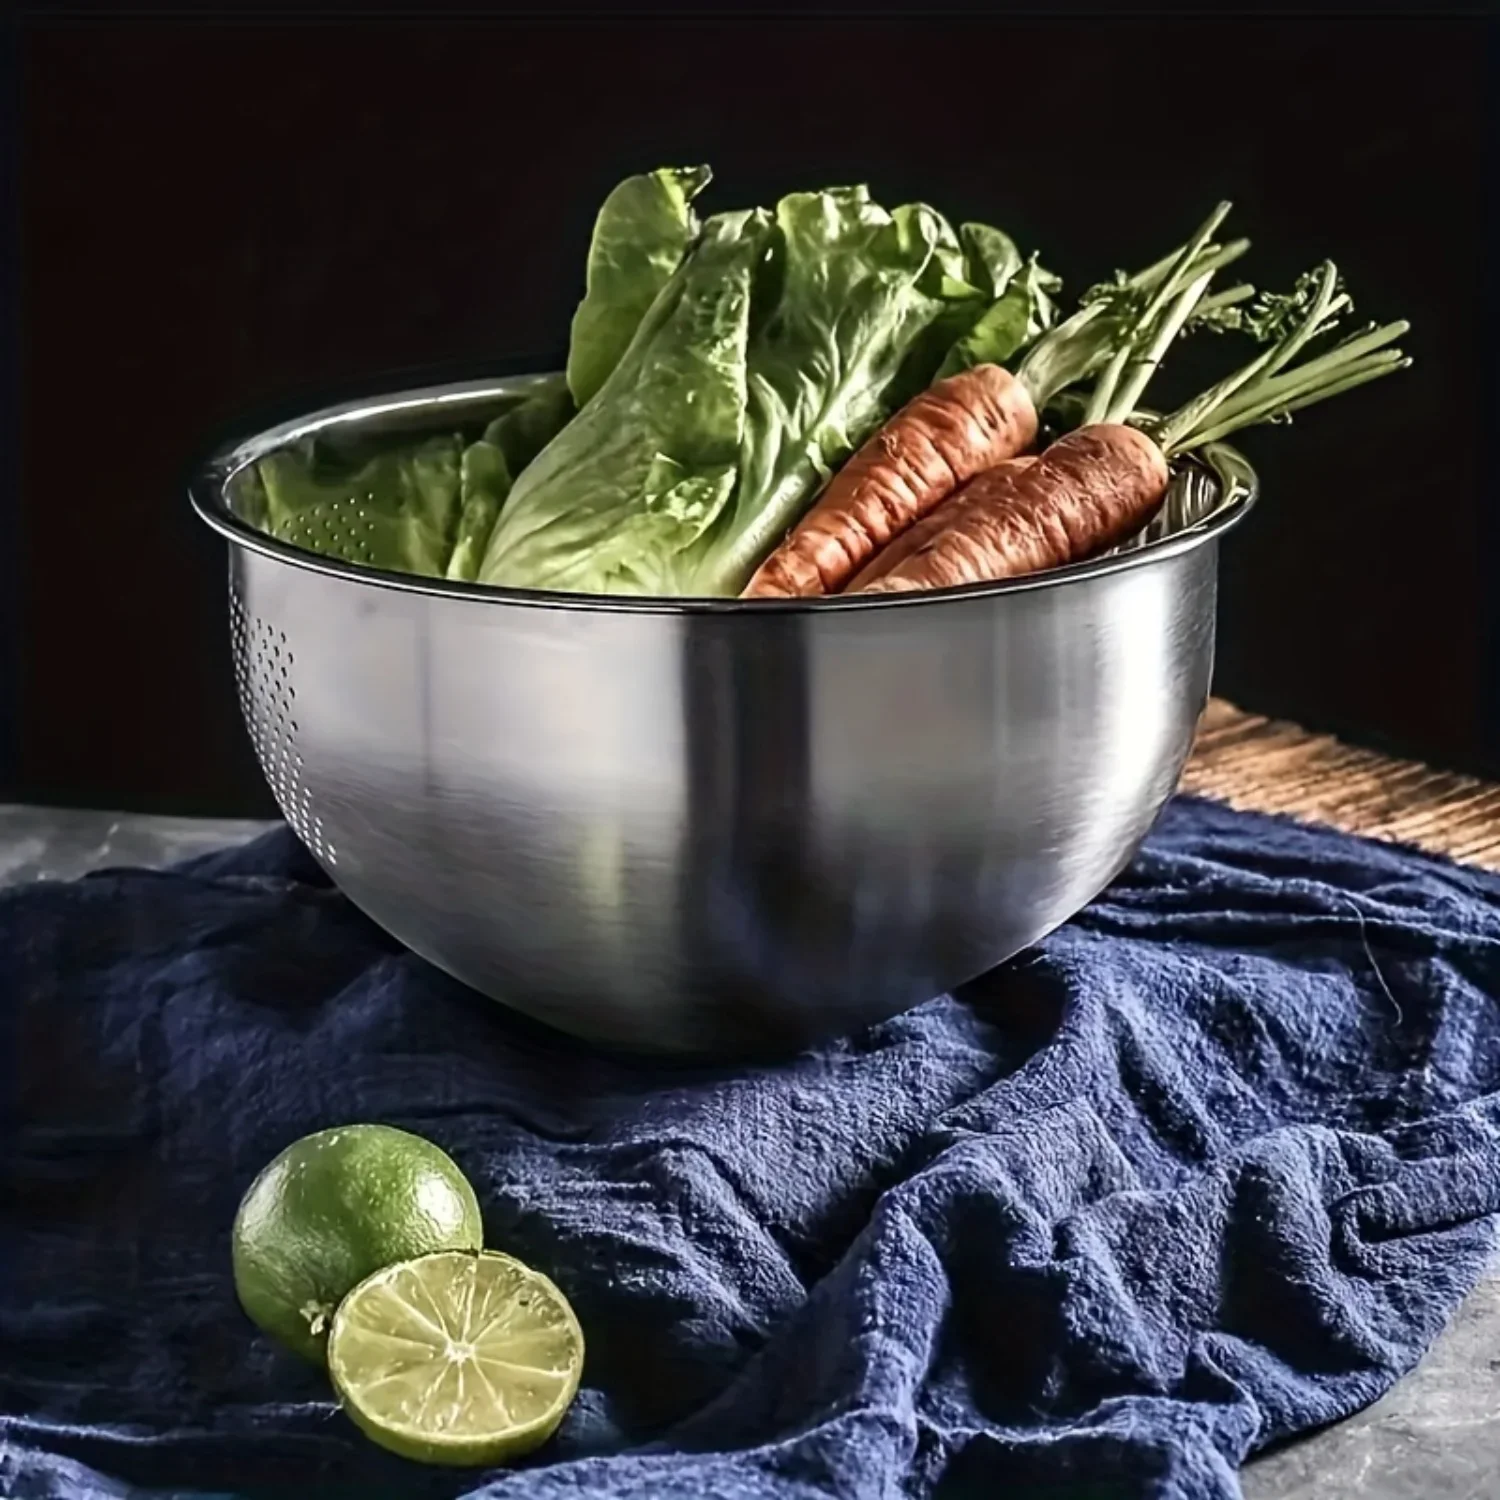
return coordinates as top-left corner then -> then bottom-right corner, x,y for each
4,795 -> 1500,1500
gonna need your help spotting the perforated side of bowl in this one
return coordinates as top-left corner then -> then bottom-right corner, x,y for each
274,493 -> 382,567
229,586 -> 337,867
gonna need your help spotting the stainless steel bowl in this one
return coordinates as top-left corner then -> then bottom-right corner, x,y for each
191,373 -> 1257,1056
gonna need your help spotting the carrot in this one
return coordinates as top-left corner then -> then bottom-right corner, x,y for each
742,205 -> 1252,599
740,365 -> 1038,598
843,456 -> 1037,591
856,427 -> 1166,593
855,260 -> 1411,596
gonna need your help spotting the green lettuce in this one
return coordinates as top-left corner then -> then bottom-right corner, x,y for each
961,222 -> 1025,293
253,434 -> 464,577
445,171 -> 708,576
245,165 -> 701,578
446,440 -> 512,582
477,209 -> 772,595
937,251 -> 1062,379
482,376 -> 575,474
445,376 -> 577,581
478,184 -> 1054,597
883,220 -> 1020,399
566,165 -> 713,409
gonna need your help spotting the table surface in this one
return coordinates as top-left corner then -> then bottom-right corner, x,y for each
4,699 -> 1498,1499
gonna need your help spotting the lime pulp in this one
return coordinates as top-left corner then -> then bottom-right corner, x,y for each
327,1249 -> 585,1467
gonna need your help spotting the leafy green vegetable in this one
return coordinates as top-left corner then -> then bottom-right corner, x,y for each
885,220 -> 1057,399
478,185 -> 1049,597
566,165 -> 713,409
241,157 -> 701,580
477,208 -> 770,594
446,440 -> 513,582
444,377 -> 580,580
937,253 -> 1060,379
253,435 -> 464,577
481,376 -> 575,475
229,462 -> 271,532
960,222 -> 1025,295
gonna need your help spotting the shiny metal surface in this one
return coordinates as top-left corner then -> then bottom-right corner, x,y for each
191,375 -> 1257,1056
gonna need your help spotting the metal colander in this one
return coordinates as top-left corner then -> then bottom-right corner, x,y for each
193,372 -> 1256,1057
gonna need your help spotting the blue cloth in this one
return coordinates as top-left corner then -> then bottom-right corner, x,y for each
5,795 -> 1500,1500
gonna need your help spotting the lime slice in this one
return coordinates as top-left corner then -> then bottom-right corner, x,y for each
327,1249 -> 584,1467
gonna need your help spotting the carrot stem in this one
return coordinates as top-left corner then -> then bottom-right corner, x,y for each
1216,319 -> 1409,420
1182,349 -> 1409,448
1073,207 -> 1239,426
1110,235 -> 1245,300
1175,240 -> 1251,285
1271,355 -> 1413,417
1143,246 -> 1411,456
1197,283 -> 1256,315
1177,320 -> 1408,443
1015,220 -> 1248,409
1134,203 -> 1232,336
1099,270 -> 1216,426
1259,265 -> 1351,377
1152,264 -> 1352,452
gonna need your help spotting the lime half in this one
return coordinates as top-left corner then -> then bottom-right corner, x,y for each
328,1249 -> 584,1467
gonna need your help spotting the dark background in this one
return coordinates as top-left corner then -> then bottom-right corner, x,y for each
5,15 -> 1491,817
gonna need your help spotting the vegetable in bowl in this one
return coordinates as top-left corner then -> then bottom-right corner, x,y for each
479,187 -> 1057,597
845,238 -> 1411,594
239,168 -> 1408,601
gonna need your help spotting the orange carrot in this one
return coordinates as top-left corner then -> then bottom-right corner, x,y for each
843,456 -> 1038,591
853,425 -> 1169,594
740,364 -> 1038,599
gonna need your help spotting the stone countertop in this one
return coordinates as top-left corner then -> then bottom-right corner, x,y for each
2,790 -> 1497,1498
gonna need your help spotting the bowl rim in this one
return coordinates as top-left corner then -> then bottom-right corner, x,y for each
188,371 -> 1259,616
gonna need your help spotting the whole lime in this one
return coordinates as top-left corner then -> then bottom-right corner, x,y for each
232,1124 -> 484,1363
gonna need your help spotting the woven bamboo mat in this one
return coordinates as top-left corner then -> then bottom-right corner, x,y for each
1182,700 -> 1500,872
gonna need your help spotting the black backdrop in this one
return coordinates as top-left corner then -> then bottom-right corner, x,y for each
9,16 -> 1492,816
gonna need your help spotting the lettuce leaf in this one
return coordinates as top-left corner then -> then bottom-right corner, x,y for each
477,208 -> 772,594
254,434 -> 464,577
245,161 -> 704,577
481,375 -> 575,474
937,252 -> 1061,378
566,165 -> 713,409
446,376 -> 579,580
961,222 -> 1025,294
444,171 -> 708,574
446,440 -> 513,582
